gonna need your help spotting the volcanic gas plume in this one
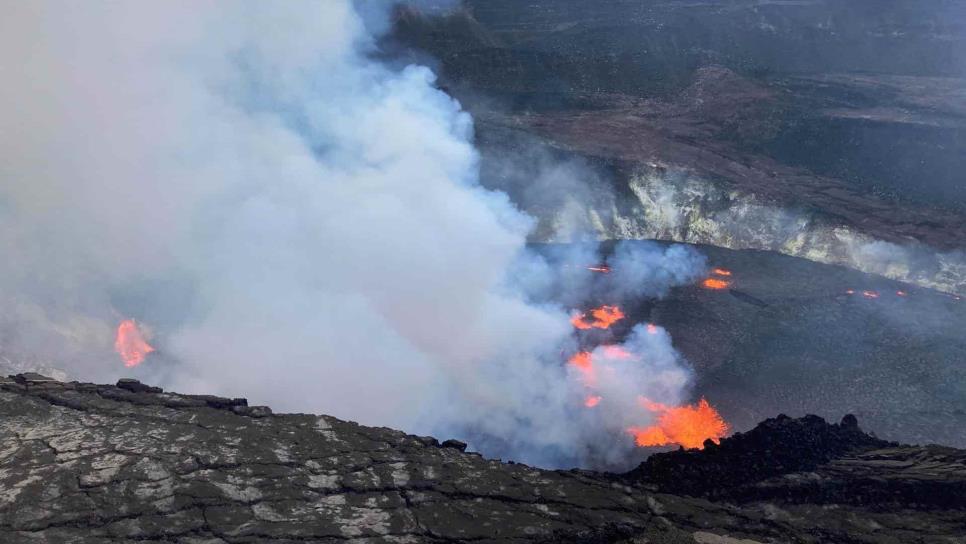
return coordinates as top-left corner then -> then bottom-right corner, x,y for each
0,1 -> 715,468
567,282 -> 729,451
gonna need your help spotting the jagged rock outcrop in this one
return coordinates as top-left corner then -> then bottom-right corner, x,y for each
630,412 -> 966,509
2,374 -> 966,543
628,414 -> 893,495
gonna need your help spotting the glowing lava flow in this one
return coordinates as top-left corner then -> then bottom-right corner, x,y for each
628,397 -> 729,449
701,266 -> 733,290
568,351 -> 597,387
565,293 -> 730,448
571,305 -> 625,330
702,278 -> 730,290
114,319 -> 155,368
587,265 -> 611,273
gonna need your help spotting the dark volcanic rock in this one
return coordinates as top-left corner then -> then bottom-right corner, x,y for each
116,378 -> 163,394
394,1 -> 966,292
2,376 -> 966,542
628,414 -> 894,497
629,413 -> 966,510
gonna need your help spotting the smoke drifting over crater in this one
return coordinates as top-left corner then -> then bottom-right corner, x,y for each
0,1 -> 709,468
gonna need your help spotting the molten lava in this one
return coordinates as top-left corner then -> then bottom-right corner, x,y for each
712,268 -> 732,276
114,319 -> 155,368
600,345 -> 633,359
568,351 -> 596,386
862,290 -> 880,299
628,398 -> 729,449
584,395 -> 602,408
702,278 -> 730,290
570,305 -> 625,330
587,265 -> 611,273
568,351 -> 593,372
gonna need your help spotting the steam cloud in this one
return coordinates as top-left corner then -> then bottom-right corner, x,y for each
0,1 -> 706,468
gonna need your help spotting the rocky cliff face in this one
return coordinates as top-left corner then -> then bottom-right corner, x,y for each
2,373 -> 964,543
392,1 -> 966,295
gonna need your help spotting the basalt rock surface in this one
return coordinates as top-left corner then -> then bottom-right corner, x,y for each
2,374 -> 966,543
628,414 -> 895,497
629,413 -> 966,511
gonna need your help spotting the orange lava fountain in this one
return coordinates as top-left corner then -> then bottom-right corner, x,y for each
570,305 -> 625,330
115,319 -> 155,368
628,398 -> 729,449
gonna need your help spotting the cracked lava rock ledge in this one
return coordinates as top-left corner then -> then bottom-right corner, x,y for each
1,373 -> 965,543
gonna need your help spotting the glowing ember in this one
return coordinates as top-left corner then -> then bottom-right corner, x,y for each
114,319 -> 155,368
896,290 -> 908,297
702,278 -> 730,290
587,265 -> 611,273
711,268 -> 732,276
570,305 -> 625,330
846,289 -> 855,295
646,323 -> 659,334
584,395 -> 602,408
628,398 -> 729,449
862,290 -> 880,299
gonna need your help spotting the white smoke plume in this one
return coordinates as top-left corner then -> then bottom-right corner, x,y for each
0,1 -> 706,468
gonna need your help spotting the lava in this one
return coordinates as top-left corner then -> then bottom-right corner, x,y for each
568,351 -> 593,372
600,345 -> 633,359
712,268 -> 732,276
862,290 -> 880,299
629,398 -> 729,449
114,319 -> 155,368
570,305 -> 625,330
587,265 -> 611,273
568,351 -> 596,386
702,278 -> 730,290
584,395 -> 602,408
647,323 -> 659,334
896,290 -> 908,297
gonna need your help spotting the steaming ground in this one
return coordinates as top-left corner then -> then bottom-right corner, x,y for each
0,1 -> 709,469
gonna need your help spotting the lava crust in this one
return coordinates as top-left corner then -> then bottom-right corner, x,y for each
2,374 -> 965,543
